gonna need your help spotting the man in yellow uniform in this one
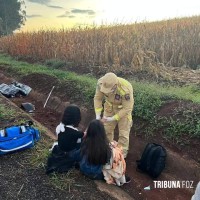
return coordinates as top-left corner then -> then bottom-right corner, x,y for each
94,72 -> 134,158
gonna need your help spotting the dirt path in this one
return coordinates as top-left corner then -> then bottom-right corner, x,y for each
0,71 -> 200,200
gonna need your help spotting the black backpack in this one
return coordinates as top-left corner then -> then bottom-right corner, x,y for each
136,143 -> 167,178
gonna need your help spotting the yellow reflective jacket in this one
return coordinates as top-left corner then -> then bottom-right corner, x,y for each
94,77 -> 134,121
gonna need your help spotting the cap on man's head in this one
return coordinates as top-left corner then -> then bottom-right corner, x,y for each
99,72 -> 118,94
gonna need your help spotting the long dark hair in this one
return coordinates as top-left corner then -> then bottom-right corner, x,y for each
61,105 -> 81,127
81,119 -> 111,165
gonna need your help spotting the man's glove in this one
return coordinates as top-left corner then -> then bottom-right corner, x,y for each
103,116 -> 115,122
96,113 -> 101,120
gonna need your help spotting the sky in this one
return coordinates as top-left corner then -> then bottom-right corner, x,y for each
21,0 -> 200,31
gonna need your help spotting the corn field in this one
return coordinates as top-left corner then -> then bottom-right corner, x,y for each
0,16 -> 200,72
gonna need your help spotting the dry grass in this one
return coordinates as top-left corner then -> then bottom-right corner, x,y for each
0,16 -> 200,74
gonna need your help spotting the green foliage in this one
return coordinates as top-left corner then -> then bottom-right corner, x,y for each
49,172 -> 75,191
163,117 -> 191,139
0,0 -> 26,35
53,74 -> 95,105
45,59 -> 66,69
28,135 -> 51,168
173,108 -> 200,137
132,81 -> 200,104
0,103 -> 15,119
144,107 -> 200,142
133,87 -> 163,120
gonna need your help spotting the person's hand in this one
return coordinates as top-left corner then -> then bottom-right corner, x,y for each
100,117 -> 106,123
102,116 -> 115,122
83,128 -> 87,138
111,140 -> 118,147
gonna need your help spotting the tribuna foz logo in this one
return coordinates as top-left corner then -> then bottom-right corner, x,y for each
153,181 -> 194,189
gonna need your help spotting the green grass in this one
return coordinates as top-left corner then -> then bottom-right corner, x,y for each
49,171 -> 76,191
133,81 -> 200,104
28,132 -> 76,190
0,103 -> 16,119
0,100 -> 35,126
0,53 -> 199,104
45,59 -> 66,69
0,53 -> 199,139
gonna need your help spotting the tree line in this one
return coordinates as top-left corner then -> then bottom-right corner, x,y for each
0,0 -> 26,36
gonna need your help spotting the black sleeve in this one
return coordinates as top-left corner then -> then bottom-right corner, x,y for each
76,130 -> 84,138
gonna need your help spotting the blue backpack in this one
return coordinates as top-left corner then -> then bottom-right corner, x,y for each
0,121 -> 40,155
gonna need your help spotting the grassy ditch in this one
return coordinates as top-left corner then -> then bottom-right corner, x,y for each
0,96 -> 76,190
28,131 -> 77,191
0,100 -> 31,125
0,54 -> 200,141
0,103 -> 16,120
